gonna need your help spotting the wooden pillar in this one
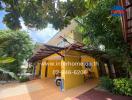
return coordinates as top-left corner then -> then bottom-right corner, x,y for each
111,64 -> 116,78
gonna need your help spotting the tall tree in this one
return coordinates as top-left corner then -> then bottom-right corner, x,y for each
0,30 -> 34,74
0,0 -> 89,30
77,0 -> 132,76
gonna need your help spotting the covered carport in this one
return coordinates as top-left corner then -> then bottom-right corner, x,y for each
29,44 -> 103,91
29,44 -> 64,90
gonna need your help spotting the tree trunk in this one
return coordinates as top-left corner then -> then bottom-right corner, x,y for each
129,72 -> 132,79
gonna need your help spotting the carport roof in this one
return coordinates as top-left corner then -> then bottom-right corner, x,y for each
28,44 -> 64,62
28,44 -> 104,63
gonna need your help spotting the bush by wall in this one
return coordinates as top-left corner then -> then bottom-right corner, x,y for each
113,78 -> 132,96
100,76 -> 113,91
100,77 -> 132,96
19,76 -> 29,82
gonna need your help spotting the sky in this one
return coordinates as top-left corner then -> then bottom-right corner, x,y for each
0,0 -> 68,43
20,19 -> 59,43
0,11 -> 59,43
0,11 -> 7,29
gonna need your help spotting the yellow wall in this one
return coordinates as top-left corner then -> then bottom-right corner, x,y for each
41,60 -> 46,79
41,53 -> 62,79
81,56 -> 99,78
47,60 -> 61,78
73,31 -> 82,44
47,20 -> 78,46
65,31 -> 74,45
35,62 -> 40,76
39,49 -> 99,91
62,50 -> 85,90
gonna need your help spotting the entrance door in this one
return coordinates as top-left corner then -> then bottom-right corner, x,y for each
39,62 -> 42,77
45,64 -> 48,77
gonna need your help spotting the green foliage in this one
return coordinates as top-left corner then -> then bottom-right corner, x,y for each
0,0 -> 89,30
113,78 -> 132,96
0,30 -> 34,74
19,76 -> 29,82
79,0 -> 122,50
85,0 -> 98,9
0,68 -> 18,80
0,57 -> 15,64
100,77 -> 132,96
0,55 -> 17,80
100,76 -> 113,91
77,0 -> 132,73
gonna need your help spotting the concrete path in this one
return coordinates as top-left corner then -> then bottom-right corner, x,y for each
0,79 -> 98,100
0,81 -> 43,99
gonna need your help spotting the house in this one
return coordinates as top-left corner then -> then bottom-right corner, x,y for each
29,20 -> 114,91
47,20 -> 83,47
120,0 -> 132,49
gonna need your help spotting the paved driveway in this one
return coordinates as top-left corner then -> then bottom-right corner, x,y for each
75,89 -> 132,100
0,79 -> 98,100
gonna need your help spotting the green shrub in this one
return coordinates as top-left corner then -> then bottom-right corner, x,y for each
100,76 -> 113,91
113,78 -> 132,96
19,76 -> 29,82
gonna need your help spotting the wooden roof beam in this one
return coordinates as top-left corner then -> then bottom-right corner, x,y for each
35,53 -> 50,56
45,46 -> 64,57
37,51 -> 54,54
38,51 -> 53,53
44,44 -> 64,50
